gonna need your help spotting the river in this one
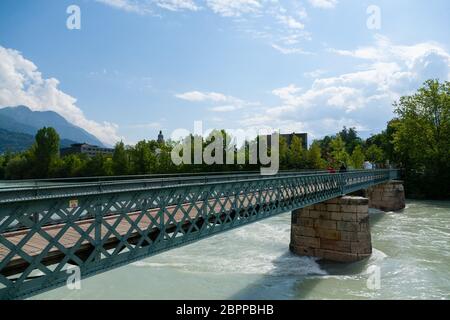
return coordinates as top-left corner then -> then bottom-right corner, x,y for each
32,200 -> 450,300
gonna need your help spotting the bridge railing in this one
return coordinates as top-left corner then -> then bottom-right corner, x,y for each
0,170 -> 340,198
0,169 -> 399,299
0,169 -> 333,186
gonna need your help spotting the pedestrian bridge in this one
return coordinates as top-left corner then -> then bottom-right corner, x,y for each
0,169 -> 400,299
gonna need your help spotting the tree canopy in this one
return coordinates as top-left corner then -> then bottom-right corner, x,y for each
392,79 -> 450,198
1,79 -> 447,199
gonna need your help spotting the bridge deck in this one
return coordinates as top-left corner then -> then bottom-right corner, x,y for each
0,170 -> 399,299
0,193 -> 263,277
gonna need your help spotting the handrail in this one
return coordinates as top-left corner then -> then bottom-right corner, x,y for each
0,170 -> 399,204
0,169 -> 325,185
0,168 -> 400,300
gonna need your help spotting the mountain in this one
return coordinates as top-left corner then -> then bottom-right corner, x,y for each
0,106 -> 105,147
0,128 -> 34,153
0,128 -> 77,153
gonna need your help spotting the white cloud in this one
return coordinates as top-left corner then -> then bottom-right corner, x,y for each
175,91 -> 229,102
96,0 -> 200,14
154,0 -> 200,11
308,0 -> 338,9
96,0 -> 312,54
127,122 -> 162,129
238,35 -> 450,138
271,44 -> 312,55
329,35 -> 450,67
176,90 -> 259,112
272,84 -> 302,103
304,69 -> 327,78
209,105 -> 240,112
0,46 -> 121,145
276,14 -> 304,30
206,0 -> 261,17
95,0 -> 152,14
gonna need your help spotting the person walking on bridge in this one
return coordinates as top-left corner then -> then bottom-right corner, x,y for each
339,163 -> 347,173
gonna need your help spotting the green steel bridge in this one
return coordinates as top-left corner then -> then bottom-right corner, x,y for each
0,169 -> 400,300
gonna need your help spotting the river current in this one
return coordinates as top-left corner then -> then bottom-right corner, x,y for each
32,200 -> 450,300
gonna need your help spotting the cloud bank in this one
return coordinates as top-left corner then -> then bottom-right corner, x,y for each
308,0 -> 338,9
96,0 -> 200,14
96,0 -> 312,55
176,90 -> 259,112
0,46 -> 121,145
239,35 -> 450,139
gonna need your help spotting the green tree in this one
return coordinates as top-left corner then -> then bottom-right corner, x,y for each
0,154 -> 6,179
365,144 -> 384,164
4,153 -> 32,179
81,154 -> 112,177
157,143 -> 175,173
112,141 -> 130,175
288,136 -> 306,169
130,140 -> 155,174
306,141 -> 325,169
317,135 -> 333,161
365,119 -> 399,164
51,154 -> 86,177
350,145 -> 365,169
338,127 -> 363,154
393,79 -> 450,198
330,135 -> 349,167
279,136 -> 289,169
30,127 -> 60,178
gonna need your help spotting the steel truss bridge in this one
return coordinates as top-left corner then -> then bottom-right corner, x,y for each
0,169 -> 399,299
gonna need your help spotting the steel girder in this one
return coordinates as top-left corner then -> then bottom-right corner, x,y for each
0,169 -> 399,299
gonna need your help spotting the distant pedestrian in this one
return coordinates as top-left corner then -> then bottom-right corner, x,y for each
339,163 -> 347,173
363,161 -> 372,170
327,166 -> 336,173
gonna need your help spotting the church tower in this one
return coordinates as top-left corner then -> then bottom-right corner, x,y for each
157,130 -> 164,144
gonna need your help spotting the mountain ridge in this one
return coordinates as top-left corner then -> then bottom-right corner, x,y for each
0,105 -> 105,147
0,128 -> 78,153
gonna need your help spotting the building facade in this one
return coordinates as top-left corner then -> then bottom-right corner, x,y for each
60,143 -> 114,157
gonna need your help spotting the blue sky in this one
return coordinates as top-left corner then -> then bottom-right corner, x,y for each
0,0 -> 449,145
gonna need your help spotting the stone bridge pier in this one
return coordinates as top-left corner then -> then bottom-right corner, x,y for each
290,180 -> 405,262
366,180 -> 406,212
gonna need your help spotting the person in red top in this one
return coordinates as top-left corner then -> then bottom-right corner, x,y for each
326,158 -> 336,173
327,166 -> 336,173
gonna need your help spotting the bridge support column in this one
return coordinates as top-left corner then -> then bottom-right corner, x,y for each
290,196 -> 371,262
367,180 -> 405,212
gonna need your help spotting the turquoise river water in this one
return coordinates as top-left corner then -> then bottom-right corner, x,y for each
32,200 -> 450,300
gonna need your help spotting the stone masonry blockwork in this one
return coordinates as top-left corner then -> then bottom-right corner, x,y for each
367,180 -> 405,212
290,196 -> 371,262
